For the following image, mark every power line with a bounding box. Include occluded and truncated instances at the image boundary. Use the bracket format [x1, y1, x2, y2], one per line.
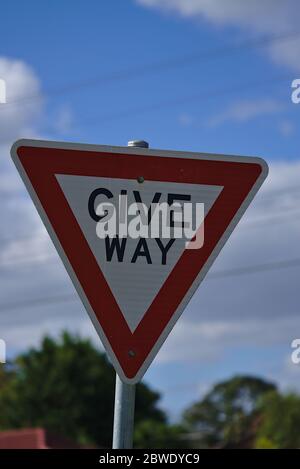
[0, 203, 299, 270]
[0, 67, 290, 145]
[0, 29, 299, 111]
[1, 196, 300, 254]
[0, 63, 293, 145]
[6, 73, 285, 145]
[0, 292, 75, 313]
[0, 197, 300, 268]
[208, 257, 300, 279]
[0, 257, 299, 313]
[71, 71, 291, 130]
[0, 67, 288, 147]
[240, 208, 300, 229]
[0, 254, 56, 269]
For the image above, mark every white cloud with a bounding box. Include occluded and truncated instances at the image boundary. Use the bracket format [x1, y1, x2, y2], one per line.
[0, 57, 107, 360]
[0, 57, 44, 239]
[136, 0, 300, 71]
[159, 315, 300, 364]
[207, 98, 284, 127]
[0, 58, 50, 268]
[0, 57, 43, 143]
[136, 0, 293, 29]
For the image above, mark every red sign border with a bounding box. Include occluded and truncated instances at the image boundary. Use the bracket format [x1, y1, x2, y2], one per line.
[11, 140, 268, 383]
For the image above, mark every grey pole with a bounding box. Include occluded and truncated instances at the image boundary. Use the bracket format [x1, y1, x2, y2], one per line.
[112, 139, 149, 449]
[112, 375, 136, 449]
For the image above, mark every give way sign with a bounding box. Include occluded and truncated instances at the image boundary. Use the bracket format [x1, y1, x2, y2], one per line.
[11, 139, 268, 383]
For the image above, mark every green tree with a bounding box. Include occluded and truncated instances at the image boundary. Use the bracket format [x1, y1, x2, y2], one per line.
[134, 420, 186, 449]
[256, 391, 300, 449]
[0, 332, 166, 447]
[183, 375, 276, 448]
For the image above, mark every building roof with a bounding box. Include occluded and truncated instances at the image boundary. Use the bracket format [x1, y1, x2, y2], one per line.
[0, 428, 81, 449]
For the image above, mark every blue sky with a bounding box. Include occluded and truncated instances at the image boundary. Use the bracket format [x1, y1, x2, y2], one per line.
[1, 0, 300, 421]
[2, 0, 299, 157]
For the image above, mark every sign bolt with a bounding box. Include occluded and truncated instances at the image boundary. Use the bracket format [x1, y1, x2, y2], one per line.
[127, 141, 148, 184]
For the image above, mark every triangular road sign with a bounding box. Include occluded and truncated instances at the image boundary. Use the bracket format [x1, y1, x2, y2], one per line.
[11, 139, 268, 383]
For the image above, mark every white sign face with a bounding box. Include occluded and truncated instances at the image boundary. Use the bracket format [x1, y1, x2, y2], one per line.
[56, 174, 223, 332]
[11, 139, 268, 383]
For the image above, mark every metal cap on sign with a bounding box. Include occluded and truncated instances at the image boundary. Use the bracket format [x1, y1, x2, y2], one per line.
[127, 140, 149, 148]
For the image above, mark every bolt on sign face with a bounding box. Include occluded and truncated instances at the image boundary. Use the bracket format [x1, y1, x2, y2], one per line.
[11, 139, 268, 383]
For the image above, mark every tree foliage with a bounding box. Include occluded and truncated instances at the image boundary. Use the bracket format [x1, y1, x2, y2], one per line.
[183, 375, 276, 447]
[0, 332, 167, 447]
[134, 420, 186, 449]
[256, 391, 300, 449]
[3, 334, 300, 449]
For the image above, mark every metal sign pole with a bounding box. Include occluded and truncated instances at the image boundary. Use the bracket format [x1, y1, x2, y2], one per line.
[112, 374, 136, 449]
[112, 139, 149, 449]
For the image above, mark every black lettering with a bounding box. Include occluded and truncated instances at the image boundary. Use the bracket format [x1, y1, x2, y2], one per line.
[133, 191, 162, 224]
[155, 238, 175, 265]
[88, 188, 113, 222]
[167, 193, 191, 228]
[105, 236, 127, 262]
[131, 238, 152, 264]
